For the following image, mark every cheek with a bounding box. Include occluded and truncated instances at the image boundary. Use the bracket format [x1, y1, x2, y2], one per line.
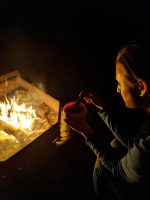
[121, 87, 139, 108]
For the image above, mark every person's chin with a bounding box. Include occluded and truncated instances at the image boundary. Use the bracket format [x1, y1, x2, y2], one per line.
[125, 104, 137, 109]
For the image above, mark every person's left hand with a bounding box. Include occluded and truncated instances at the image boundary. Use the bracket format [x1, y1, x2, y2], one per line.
[63, 103, 95, 138]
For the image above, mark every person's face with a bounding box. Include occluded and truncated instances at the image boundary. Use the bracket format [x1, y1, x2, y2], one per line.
[116, 62, 141, 109]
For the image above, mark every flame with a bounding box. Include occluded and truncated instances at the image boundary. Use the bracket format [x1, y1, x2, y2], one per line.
[0, 94, 38, 132]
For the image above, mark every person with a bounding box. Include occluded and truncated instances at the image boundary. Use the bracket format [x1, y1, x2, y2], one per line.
[63, 39, 150, 200]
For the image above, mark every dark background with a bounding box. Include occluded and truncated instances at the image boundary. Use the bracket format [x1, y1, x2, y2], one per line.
[0, 1, 150, 103]
[0, 1, 150, 200]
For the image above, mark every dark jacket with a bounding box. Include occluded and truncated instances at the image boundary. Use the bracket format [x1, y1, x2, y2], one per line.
[86, 107, 150, 199]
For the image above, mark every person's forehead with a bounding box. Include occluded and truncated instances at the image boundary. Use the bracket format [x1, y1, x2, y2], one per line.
[116, 62, 137, 84]
[116, 62, 128, 76]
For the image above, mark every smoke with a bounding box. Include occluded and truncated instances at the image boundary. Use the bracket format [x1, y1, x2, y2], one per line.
[0, 22, 94, 102]
[0, 24, 54, 94]
[32, 81, 46, 93]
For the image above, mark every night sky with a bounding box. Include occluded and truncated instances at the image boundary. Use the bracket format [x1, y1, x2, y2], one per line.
[0, 1, 150, 103]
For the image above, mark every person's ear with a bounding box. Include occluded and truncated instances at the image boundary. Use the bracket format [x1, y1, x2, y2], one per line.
[137, 79, 149, 97]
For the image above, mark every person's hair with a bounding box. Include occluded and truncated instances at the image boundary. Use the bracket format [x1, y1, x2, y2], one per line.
[116, 38, 150, 90]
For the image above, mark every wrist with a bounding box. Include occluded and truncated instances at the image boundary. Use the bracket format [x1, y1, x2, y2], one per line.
[79, 123, 95, 139]
[93, 102, 106, 110]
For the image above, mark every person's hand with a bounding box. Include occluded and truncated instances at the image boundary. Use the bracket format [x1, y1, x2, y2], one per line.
[64, 117, 95, 139]
[63, 102, 94, 138]
[79, 90, 106, 110]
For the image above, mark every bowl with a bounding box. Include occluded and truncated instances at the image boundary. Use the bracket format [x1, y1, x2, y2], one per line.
[63, 101, 87, 120]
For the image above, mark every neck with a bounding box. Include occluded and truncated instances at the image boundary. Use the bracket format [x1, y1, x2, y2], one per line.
[142, 97, 150, 114]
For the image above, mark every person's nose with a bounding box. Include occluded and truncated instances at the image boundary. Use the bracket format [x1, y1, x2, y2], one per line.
[117, 85, 121, 93]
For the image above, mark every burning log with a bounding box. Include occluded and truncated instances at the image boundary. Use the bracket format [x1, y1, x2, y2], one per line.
[0, 119, 27, 142]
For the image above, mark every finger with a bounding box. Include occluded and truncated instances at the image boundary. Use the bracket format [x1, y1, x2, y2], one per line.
[64, 119, 77, 131]
[64, 118, 74, 126]
[84, 97, 93, 104]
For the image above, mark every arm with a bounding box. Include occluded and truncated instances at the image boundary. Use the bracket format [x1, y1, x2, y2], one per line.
[98, 107, 150, 148]
[82, 90, 135, 147]
[64, 107, 150, 184]
[82, 90, 147, 148]
[98, 108, 133, 148]
[86, 134, 150, 183]
[63, 100, 150, 183]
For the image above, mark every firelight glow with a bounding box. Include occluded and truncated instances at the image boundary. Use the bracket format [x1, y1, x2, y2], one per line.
[0, 94, 39, 132]
[0, 70, 60, 162]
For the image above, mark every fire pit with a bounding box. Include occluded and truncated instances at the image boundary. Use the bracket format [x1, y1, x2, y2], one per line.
[0, 71, 60, 161]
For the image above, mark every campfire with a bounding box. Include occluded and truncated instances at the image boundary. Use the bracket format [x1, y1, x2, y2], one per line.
[0, 71, 60, 161]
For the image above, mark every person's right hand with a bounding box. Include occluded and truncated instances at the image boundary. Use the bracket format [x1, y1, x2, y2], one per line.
[79, 90, 106, 110]
[63, 102, 94, 138]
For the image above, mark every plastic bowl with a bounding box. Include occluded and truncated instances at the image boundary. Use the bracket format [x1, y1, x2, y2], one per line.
[63, 101, 87, 120]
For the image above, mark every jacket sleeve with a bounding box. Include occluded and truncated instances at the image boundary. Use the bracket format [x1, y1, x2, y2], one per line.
[86, 135, 150, 183]
[98, 108, 141, 148]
